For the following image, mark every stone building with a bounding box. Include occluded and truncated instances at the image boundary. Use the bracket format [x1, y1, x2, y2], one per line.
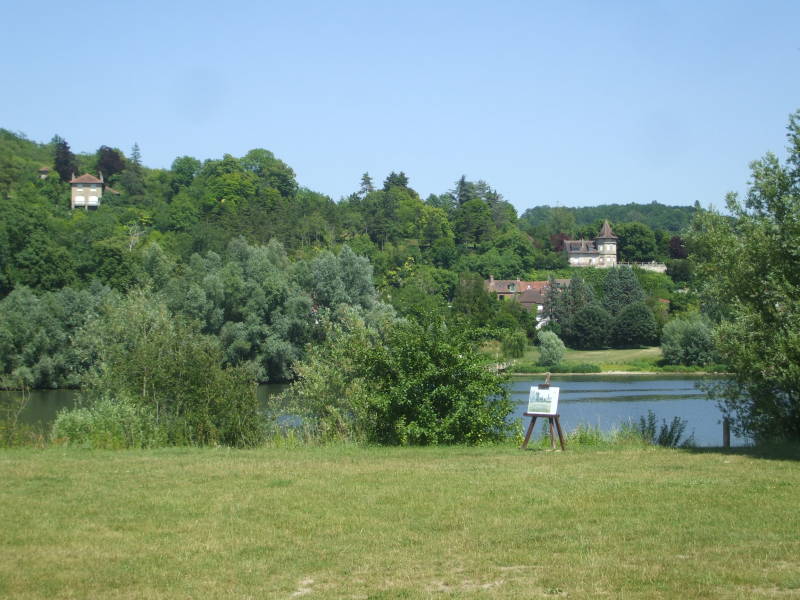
[564, 220, 618, 268]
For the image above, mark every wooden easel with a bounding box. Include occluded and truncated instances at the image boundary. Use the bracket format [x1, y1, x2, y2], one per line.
[521, 373, 566, 451]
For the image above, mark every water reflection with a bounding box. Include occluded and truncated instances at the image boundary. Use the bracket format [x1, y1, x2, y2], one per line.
[3, 376, 744, 447]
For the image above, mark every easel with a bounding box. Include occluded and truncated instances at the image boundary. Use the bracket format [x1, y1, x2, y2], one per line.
[521, 373, 566, 451]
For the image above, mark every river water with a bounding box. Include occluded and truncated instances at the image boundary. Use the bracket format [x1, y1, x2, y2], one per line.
[509, 375, 746, 447]
[3, 376, 744, 447]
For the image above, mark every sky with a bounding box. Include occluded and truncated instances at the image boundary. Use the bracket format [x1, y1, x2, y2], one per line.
[2, 0, 799, 213]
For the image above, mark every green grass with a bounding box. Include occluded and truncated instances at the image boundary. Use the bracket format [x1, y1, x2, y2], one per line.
[2, 444, 800, 598]
[502, 345, 695, 373]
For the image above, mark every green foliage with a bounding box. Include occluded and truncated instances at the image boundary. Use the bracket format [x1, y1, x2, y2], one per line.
[660, 313, 716, 366]
[537, 330, 566, 367]
[614, 222, 658, 262]
[611, 302, 657, 348]
[75, 289, 264, 447]
[688, 111, 800, 440]
[603, 267, 645, 316]
[52, 396, 165, 449]
[636, 410, 694, 447]
[501, 330, 527, 359]
[567, 303, 611, 350]
[278, 312, 514, 445]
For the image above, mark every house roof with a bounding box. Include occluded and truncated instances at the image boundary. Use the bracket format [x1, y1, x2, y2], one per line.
[70, 173, 103, 184]
[518, 287, 546, 305]
[38, 166, 51, 172]
[485, 278, 547, 294]
[565, 239, 598, 253]
[597, 220, 617, 239]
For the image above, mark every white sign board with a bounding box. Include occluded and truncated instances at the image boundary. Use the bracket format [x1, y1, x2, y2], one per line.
[527, 386, 560, 415]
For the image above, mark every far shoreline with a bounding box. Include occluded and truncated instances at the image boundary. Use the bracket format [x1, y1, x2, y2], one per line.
[508, 371, 726, 377]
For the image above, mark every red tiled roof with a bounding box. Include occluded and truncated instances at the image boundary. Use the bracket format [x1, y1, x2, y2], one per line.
[69, 173, 102, 184]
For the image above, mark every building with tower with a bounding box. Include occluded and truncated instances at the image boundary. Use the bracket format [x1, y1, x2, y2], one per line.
[564, 220, 618, 268]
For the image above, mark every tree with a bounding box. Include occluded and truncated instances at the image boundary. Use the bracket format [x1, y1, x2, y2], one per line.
[119, 143, 146, 195]
[568, 303, 611, 349]
[358, 172, 374, 198]
[382, 171, 410, 191]
[537, 330, 566, 367]
[603, 267, 645, 316]
[610, 302, 657, 348]
[278, 312, 513, 445]
[614, 222, 658, 262]
[502, 330, 527, 359]
[687, 109, 800, 440]
[660, 314, 716, 366]
[95, 146, 126, 179]
[52, 135, 78, 182]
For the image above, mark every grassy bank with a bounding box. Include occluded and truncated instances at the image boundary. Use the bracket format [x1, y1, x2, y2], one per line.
[2, 444, 799, 598]
[488, 344, 720, 373]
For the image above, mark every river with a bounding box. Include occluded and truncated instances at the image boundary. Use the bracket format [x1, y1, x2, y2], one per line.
[3, 376, 745, 447]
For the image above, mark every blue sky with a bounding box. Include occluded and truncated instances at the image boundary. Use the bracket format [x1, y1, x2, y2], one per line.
[2, 1, 799, 212]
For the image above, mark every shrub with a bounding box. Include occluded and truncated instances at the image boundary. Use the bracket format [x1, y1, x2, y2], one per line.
[501, 330, 527, 359]
[278, 311, 514, 445]
[52, 396, 166, 449]
[610, 302, 658, 348]
[636, 410, 694, 447]
[71, 289, 264, 447]
[537, 330, 566, 367]
[661, 313, 717, 366]
[567, 303, 611, 349]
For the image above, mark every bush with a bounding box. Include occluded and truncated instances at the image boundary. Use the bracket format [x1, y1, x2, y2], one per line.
[537, 330, 566, 367]
[610, 302, 658, 348]
[52, 396, 165, 449]
[567, 303, 611, 349]
[501, 330, 527, 359]
[661, 313, 717, 366]
[71, 289, 264, 447]
[278, 311, 514, 445]
[636, 410, 694, 447]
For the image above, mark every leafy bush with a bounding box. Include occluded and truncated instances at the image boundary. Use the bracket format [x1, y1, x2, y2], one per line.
[610, 302, 657, 348]
[537, 330, 566, 367]
[52, 396, 166, 449]
[567, 303, 611, 349]
[278, 311, 514, 445]
[636, 410, 694, 447]
[71, 289, 264, 447]
[661, 313, 717, 366]
[501, 330, 527, 359]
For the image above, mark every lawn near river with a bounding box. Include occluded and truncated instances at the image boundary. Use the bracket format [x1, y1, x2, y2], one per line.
[2, 444, 799, 599]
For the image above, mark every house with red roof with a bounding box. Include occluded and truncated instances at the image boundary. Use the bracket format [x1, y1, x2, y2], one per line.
[69, 173, 119, 209]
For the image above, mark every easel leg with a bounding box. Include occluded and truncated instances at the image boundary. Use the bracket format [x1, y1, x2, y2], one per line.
[548, 418, 556, 450]
[554, 416, 566, 451]
[521, 417, 538, 449]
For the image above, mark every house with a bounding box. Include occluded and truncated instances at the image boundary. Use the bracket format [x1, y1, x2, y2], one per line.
[485, 276, 570, 322]
[37, 166, 51, 180]
[69, 173, 119, 209]
[564, 220, 618, 268]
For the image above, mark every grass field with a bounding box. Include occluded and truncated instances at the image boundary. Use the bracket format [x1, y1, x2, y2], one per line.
[2, 444, 799, 598]
[486, 343, 668, 372]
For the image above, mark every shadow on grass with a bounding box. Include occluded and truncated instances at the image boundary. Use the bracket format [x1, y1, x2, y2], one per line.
[683, 443, 800, 462]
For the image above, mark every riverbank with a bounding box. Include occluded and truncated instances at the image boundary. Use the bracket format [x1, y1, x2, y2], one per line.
[487, 344, 725, 375]
[2, 444, 798, 598]
[508, 370, 722, 376]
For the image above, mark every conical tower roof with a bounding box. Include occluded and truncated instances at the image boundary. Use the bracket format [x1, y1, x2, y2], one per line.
[597, 220, 617, 239]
